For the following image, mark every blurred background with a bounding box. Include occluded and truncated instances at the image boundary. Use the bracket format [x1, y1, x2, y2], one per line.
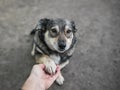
[0, 0, 120, 90]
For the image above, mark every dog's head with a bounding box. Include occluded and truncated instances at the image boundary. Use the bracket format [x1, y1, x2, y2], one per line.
[35, 18, 77, 53]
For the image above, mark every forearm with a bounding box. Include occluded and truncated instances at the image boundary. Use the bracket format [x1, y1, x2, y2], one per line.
[22, 74, 45, 90]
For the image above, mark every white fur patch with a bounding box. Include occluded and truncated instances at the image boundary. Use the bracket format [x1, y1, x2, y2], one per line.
[36, 47, 43, 53]
[65, 34, 73, 50]
[45, 60, 57, 74]
[50, 54, 60, 64]
[65, 25, 72, 31]
[56, 73, 64, 85]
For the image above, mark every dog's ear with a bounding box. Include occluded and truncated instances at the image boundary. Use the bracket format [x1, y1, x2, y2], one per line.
[30, 18, 50, 35]
[71, 21, 77, 33]
[37, 18, 50, 31]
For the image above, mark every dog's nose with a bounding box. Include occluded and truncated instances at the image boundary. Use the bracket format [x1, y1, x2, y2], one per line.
[58, 40, 66, 50]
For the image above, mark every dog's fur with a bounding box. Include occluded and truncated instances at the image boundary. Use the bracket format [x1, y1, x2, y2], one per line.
[30, 18, 77, 85]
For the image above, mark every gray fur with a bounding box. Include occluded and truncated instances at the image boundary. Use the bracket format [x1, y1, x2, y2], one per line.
[31, 18, 77, 64]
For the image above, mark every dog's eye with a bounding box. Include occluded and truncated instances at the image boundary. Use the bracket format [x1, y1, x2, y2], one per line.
[65, 29, 72, 38]
[66, 30, 72, 34]
[51, 29, 57, 33]
[50, 28, 58, 37]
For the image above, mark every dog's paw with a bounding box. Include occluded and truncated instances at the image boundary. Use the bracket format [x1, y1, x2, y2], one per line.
[56, 74, 64, 85]
[45, 60, 57, 75]
[31, 50, 35, 56]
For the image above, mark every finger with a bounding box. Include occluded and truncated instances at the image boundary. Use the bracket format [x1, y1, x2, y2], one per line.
[39, 64, 45, 69]
[56, 65, 60, 70]
[55, 65, 60, 74]
[51, 68, 60, 81]
[56, 65, 60, 71]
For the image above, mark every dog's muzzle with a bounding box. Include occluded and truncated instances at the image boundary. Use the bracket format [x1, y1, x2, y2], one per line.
[58, 40, 66, 51]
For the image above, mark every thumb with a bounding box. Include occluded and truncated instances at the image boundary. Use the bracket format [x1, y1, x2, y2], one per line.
[39, 64, 45, 69]
[51, 66, 60, 80]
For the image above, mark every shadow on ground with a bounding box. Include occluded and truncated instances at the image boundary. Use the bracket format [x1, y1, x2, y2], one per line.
[0, 0, 120, 90]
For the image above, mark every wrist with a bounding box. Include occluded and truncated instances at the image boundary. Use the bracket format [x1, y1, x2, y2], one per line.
[22, 74, 45, 90]
[30, 74, 46, 90]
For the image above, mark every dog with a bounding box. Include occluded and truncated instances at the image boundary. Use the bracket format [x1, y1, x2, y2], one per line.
[30, 18, 77, 85]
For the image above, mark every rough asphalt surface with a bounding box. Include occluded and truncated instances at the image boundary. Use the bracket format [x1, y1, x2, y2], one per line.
[0, 0, 120, 90]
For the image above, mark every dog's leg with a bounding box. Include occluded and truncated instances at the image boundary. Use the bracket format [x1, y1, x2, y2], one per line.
[59, 60, 69, 69]
[31, 43, 36, 56]
[56, 60, 69, 85]
[35, 55, 57, 74]
[56, 72, 64, 85]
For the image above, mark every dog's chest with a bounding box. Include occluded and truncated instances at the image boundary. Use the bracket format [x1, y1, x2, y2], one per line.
[50, 54, 61, 64]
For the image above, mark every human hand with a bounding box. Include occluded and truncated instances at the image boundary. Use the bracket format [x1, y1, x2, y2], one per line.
[22, 64, 60, 90]
[32, 64, 60, 89]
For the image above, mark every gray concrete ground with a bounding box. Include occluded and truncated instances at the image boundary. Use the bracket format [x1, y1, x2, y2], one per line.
[0, 0, 120, 90]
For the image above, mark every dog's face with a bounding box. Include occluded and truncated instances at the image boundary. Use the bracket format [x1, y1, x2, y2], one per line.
[37, 18, 77, 53]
